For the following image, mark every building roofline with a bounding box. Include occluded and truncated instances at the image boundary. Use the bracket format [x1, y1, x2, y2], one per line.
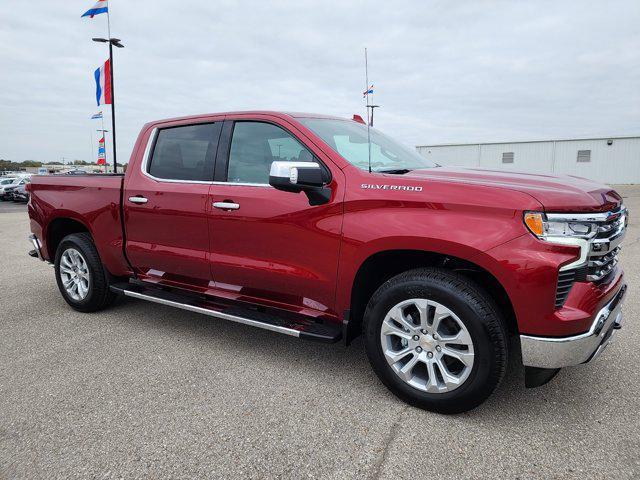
[416, 135, 640, 148]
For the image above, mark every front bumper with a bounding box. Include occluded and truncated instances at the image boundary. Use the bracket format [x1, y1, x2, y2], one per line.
[520, 283, 626, 368]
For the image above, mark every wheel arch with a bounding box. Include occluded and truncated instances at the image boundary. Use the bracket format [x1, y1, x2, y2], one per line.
[45, 216, 93, 261]
[345, 248, 517, 345]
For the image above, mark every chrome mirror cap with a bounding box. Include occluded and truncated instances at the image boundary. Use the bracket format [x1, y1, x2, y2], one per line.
[269, 161, 321, 180]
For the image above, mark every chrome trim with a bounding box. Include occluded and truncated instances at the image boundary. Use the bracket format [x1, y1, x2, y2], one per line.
[140, 128, 213, 185]
[120, 288, 301, 338]
[139, 127, 271, 188]
[128, 196, 148, 204]
[550, 237, 590, 271]
[546, 208, 625, 222]
[269, 161, 321, 179]
[590, 230, 625, 256]
[211, 181, 271, 188]
[213, 201, 240, 210]
[520, 284, 626, 368]
[28, 234, 43, 261]
[545, 206, 627, 273]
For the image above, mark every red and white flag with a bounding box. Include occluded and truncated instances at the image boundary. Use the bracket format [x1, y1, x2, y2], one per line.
[94, 59, 112, 106]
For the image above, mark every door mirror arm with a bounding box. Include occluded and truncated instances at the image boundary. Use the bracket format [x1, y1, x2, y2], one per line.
[269, 161, 331, 205]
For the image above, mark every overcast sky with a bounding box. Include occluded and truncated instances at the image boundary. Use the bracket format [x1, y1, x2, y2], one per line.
[1, 0, 639, 164]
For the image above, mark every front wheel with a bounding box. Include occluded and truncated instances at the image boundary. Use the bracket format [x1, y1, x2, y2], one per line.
[364, 268, 508, 414]
[54, 233, 116, 312]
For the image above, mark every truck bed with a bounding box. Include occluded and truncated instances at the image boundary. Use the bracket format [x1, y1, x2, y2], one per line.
[28, 174, 131, 276]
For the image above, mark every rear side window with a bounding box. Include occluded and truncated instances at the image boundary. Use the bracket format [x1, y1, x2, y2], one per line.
[227, 122, 314, 184]
[148, 123, 220, 181]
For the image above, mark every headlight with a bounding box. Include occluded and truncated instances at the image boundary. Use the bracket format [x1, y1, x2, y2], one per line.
[524, 212, 598, 241]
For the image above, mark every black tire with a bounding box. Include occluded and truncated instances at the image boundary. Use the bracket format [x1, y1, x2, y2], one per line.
[54, 232, 116, 312]
[363, 268, 508, 414]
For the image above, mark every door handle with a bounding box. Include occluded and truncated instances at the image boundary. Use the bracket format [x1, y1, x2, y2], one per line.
[128, 196, 148, 204]
[213, 201, 240, 210]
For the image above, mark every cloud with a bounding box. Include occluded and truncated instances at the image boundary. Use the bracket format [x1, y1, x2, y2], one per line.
[1, 0, 638, 163]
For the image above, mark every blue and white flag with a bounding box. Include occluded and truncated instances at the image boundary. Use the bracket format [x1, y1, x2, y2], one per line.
[81, 0, 108, 18]
[363, 84, 374, 98]
[91, 112, 103, 119]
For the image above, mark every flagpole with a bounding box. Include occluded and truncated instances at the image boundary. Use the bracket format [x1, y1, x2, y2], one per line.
[106, 9, 117, 174]
[87, 3, 124, 174]
[89, 129, 95, 166]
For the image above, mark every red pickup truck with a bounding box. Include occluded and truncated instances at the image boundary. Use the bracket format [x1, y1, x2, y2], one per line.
[27, 111, 627, 413]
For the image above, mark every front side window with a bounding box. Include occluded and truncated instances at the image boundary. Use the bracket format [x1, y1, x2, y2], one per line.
[227, 122, 314, 184]
[148, 123, 220, 181]
[300, 118, 437, 173]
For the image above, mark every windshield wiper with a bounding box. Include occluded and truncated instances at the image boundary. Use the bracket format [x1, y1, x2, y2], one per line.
[376, 168, 413, 174]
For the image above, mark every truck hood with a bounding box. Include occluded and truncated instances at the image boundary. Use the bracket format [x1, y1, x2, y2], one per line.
[406, 167, 622, 212]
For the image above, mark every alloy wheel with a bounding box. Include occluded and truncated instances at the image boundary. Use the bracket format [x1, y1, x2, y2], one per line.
[380, 298, 475, 393]
[59, 248, 91, 301]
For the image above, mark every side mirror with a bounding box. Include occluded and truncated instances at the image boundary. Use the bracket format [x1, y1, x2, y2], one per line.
[269, 161, 331, 206]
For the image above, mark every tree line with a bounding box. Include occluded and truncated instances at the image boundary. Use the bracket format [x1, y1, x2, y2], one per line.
[0, 159, 98, 171]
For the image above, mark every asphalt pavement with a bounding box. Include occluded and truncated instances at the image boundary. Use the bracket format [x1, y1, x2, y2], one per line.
[1, 188, 639, 479]
[0, 200, 28, 214]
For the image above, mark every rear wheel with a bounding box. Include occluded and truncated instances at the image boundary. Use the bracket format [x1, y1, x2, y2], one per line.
[54, 233, 116, 312]
[364, 268, 507, 414]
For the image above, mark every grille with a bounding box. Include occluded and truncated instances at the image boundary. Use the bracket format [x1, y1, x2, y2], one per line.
[555, 270, 577, 308]
[587, 209, 626, 281]
[554, 207, 626, 309]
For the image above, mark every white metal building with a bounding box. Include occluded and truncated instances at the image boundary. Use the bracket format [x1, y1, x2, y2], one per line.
[416, 136, 640, 184]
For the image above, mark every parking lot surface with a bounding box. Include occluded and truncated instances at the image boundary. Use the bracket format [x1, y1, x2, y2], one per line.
[1, 187, 639, 479]
[0, 201, 27, 214]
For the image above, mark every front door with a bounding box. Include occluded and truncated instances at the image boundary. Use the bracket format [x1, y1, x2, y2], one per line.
[124, 121, 222, 290]
[207, 119, 344, 318]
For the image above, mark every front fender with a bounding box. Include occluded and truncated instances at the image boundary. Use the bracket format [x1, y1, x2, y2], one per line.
[334, 200, 531, 316]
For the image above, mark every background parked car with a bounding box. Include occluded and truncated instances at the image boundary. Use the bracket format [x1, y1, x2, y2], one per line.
[0, 177, 20, 200]
[1, 176, 30, 201]
[12, 179, 30, 202]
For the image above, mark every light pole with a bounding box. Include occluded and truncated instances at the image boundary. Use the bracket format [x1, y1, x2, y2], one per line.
[92, 37, 123, 173]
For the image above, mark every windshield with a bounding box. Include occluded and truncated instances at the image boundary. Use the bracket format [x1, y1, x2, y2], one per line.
[300, 118, 436, 173]
[1, 178, 15, 185]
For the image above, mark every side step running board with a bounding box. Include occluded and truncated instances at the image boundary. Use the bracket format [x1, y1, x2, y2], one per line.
[109, 282, 341, 343]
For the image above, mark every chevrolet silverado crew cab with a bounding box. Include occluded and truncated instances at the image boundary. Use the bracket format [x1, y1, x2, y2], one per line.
[27, 111, 628, 413]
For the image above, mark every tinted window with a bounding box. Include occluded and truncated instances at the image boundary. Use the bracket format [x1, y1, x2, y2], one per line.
[227, 122, 314, 184]
[148, 123, 220, 181]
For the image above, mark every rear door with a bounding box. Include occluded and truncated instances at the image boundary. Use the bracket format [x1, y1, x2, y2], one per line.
[123, 120, 222, 290]
[206, 117, 344, 318]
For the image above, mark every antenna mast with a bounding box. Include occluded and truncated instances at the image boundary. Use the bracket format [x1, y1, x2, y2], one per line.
[364, 48, 372, 173]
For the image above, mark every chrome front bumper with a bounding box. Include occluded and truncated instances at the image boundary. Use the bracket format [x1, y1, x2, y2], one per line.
[520, 284, 627, 369]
